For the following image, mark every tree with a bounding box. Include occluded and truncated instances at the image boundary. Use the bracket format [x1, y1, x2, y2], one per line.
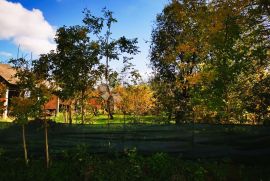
[150, 0, 207, 123]
[83, 8, 139, 119]
[34, 25, 100, 124]
[9, 57, 52, 167]
[244, 75, 270, 124]
[114, 84, 155, 122]
[151, 0, 269, 124]
[120, 57, 142, 86]
[202, 0, 270, 123]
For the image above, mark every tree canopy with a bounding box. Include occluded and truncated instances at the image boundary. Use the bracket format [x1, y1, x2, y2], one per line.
[150, 0, 270, 124]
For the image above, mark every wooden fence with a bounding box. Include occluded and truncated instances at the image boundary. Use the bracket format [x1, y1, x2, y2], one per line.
[0, 122, 270, 159]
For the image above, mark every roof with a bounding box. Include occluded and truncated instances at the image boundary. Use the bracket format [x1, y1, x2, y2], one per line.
[44, 95, 58, 110]
[0, 64, 18, 85]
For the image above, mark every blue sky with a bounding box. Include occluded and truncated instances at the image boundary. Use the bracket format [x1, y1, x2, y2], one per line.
[0, 0, 169, 78]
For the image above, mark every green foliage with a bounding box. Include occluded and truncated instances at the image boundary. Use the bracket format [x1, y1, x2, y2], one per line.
[150, 0, 209, 123]
[33, 19, 101, 124]
[147, 153, 171, 179]
[83, 8, 139, 73]
[0, 154, 270, 181]
[83, 8, 140, 119]
[150, 0, 270, 124]
[0, 147, 5, 157]
[9, 57, 52, 124]
[245, 76, 270, 123]
[9, 56, 53, 166]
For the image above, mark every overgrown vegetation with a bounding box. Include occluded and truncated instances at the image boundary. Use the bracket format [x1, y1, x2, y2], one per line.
[0, 151, 269, 181]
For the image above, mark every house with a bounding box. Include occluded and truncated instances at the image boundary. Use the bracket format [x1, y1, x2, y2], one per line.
[0, 64, 19, 119]
[44, 95, 60, 116]
[0, 64, 59, 119]
[0, 64, 123, 119]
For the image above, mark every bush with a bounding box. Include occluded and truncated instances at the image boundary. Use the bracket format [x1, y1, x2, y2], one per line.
[0, 153, 270, 180]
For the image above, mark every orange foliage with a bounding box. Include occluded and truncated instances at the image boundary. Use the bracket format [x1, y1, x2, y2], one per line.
[114, 85, 156, 115]
[177, 44, 196, 54]
[186, 71, 216, 86]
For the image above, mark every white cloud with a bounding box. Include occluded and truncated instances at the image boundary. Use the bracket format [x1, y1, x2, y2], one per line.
[0, 0, 56, 55]
[0, 51, 12, 57]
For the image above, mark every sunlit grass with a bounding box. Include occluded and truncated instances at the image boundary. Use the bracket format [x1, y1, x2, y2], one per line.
[0, 117, 14, 123]
[0, 113, 170, 125]
[50, 113, 170, 125]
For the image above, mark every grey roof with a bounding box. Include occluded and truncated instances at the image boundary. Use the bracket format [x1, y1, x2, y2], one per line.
[0, 64, 18, 85]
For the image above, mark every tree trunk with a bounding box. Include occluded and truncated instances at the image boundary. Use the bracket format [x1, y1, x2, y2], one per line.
[63, 106, 68, 123]
[123, 112, 126, 125]
[93, 107, 98, 116]
[257, 114, 261, 125]
[167, 110, 172, 124]
[175, 111, 184, 124]
[22, 124, 28, 166]
[68, 103, 73, 125]
[108, 108, 114, 120]
[44, 119, 49, 168]
[107, 97, 114, 120]
[81, 90, 85, 124]
[62, 111, 65, 123]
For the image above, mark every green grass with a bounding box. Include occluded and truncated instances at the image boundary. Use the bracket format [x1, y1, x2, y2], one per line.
[0, 117, 14, 123]
[51, 113, 170, 125]
[1, 112, 166, 125]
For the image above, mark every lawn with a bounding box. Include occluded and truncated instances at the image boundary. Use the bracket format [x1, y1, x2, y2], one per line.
[0, 117, 13, 123]
[51, 113, 170, 125]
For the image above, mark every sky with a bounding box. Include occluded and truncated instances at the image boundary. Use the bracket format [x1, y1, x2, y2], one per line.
[0, 0, 169, 78]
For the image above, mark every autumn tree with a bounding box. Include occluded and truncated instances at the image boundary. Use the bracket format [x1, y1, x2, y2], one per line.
[151, 0, 269, 124]
[9, 57, 52, 167]
[150, 0, 208, 123]
[114, 84, 155, 122]
[83, 8, 139, 119]
[202, 0, 270, 123]
[244, 75, 270, 124]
